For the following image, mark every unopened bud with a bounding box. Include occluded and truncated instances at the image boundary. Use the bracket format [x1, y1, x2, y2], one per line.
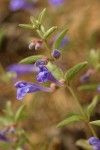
[35, 40, 42, 50]
[52, 49, 61, 59]
[28, 41, 35, 50]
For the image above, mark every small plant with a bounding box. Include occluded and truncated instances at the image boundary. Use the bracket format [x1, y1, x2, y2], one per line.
[6, 8, 100, 150]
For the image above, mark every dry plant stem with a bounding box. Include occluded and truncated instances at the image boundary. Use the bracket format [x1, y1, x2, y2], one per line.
[67, 86, 97, 137]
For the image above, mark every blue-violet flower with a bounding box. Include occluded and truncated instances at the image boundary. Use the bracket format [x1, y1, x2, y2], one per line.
[52, 49, 61, 59]
[7, 64, 38, 76]
[88, 137, 100, 150]
[14, 81, 52, 100]
[48, 0, 65, 6]
[37, 65, 60, 84]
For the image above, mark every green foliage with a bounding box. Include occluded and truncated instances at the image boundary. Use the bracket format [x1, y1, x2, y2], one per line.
[76, 139, 93, 150]
[38, 8, 46, 24]
[43, 26, 57, 39]
[65, 61, 88, 85]
[57, 115, 84, 128]
[14, 105, 26, 123]
[86, 95, 99, 119]
[52, 28, 68, 49]
[78, 84, 99, 91]
[90, 120, 100, 126]
[19, 55, 45, 64]
[46, 61, 63, 80]
[18, 24, 33, 29]
[0, 142, 11, 149]
[89, 49, 100, 69]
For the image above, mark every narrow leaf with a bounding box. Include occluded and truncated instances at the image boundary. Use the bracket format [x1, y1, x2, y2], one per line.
[76, 139, 93, 150]
[14, 105, 26, 123]
[38, 8, 46, 24]
[57, 115, 84, 128]
[87, 95, 99, 119]
[78, 84, 99, 91]
[90, 120, 100, 126]
[19, 24, 33, 29]
[36, 30, 43, 38]
[65, 61, 88, 85]
[19, 55, 45, 64]
[44, 26, 57, 39]
[46, 62, 63, 80]
[53, 28, 68, 49]
[30, 16, 37, 26]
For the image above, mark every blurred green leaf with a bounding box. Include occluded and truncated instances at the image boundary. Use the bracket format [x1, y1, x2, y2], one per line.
[86, 95, 99, 119]
[0, 142, 11, 149]
[65, 61, 88, 85]
[3, 101, 13, 117]
[19, 24, 33, 29]
[36, 30, 43, 38]
[0, 117, 13, 125]
[52, 28, 68, 49]
[0, 30, 4, 48]
[44, 26, 57, 39]
[57, 115, 84, 128]
[76, 139, 93, 150]
[38, 8, 46, 24]
[30, 16, 37, 27]
[90, 120, 100, 126]
[89, 49, 100, 69]
[19, 55, 45, 64]
[78, 84, 99, 91]
[46, 62, 63, 80]
[14, 105, 26, 123]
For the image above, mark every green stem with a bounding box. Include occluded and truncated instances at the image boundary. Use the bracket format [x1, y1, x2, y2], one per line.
[67, 86, 97, 137]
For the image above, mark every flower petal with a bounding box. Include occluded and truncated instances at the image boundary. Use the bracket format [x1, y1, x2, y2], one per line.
[17, 87, 29, 100]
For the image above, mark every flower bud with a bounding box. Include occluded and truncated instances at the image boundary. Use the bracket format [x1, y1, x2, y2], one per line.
[50, 83, 58, 90]
[52, 49, 61, 59]
[28, 41, 35, 50]
[35, 40, 42, 50]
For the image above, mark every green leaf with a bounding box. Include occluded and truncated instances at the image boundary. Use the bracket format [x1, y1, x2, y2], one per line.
[78, 84, 99, 91]
[19, 24, 33, 29]
[38, 8, 46, 24]
[53, 28, 68, 49]
[14, 105, 26, 123]
[57, 115, 84, 128]
[44, 26, 57, 39]
[19, 55, 45, 64]
[0, 142, 11, 149]
[46, 62, 63, 80]
[76, 139, 93, 150]
[89, 49, 100, 69]
[65, 61, 88, 85]
[86, 95, 99, 119]
[30, 16, 37, 26]
[90, 120, 100, 126]
[3, 101, 13, 117]
[36, 30, 43, 38]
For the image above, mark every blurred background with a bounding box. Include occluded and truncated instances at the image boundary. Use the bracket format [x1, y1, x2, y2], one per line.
[0, 0, 100, 150]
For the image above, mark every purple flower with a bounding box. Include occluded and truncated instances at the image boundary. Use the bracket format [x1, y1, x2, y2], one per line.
[9, 0, 34, 11]
[7, 64, 38, 76]
[0, 132, 10, 143]
[14, 81, 52, 100]
[88, 137, 100, 150]
[37, 65, 61, 85]
[80, 69, 94, 83]
[52, 49, 61, 59]
[48, 0, 65, 6]
[97, 86, 100, 92]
